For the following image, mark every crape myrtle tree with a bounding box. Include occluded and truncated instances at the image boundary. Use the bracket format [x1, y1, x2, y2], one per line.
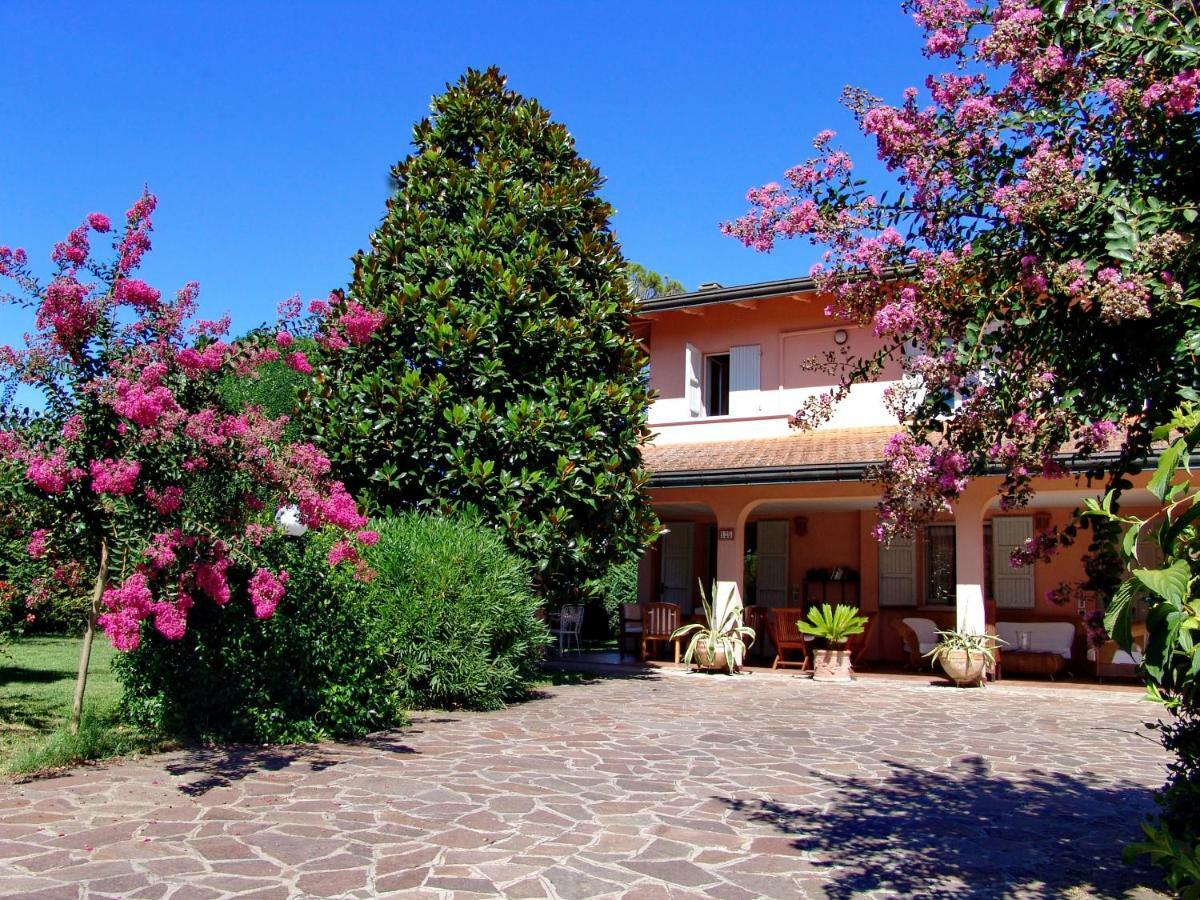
[0, 194, 379, 733]
[305, 67, 659, 600]
[722, 0, 1198, 886]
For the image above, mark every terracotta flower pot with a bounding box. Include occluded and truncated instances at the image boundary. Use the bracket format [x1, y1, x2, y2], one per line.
[939, 649, 987, 687]
[695, 642, 734, 672]
[812, 647, 853, 682]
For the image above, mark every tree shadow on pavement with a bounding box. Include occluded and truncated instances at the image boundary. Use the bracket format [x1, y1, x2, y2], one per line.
[165, 734, 416, 796]
[722, 755, 1164, 899]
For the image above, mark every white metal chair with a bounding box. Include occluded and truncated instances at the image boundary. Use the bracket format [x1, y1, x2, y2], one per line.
[551, 604, 585, 655]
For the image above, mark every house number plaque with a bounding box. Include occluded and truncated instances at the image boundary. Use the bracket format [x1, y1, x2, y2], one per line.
[718, 528, 735, 541]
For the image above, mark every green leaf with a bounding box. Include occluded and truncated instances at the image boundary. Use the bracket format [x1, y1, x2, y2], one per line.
[1149, 440, 1186, 501]
[1133, 559, 1192, 605]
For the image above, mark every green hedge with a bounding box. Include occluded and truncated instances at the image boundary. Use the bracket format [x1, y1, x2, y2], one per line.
[366, 514, 549, 711]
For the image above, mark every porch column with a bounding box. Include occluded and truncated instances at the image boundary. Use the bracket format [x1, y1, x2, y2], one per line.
[712, 501, 750, 607]
[954, 487, 990, 634]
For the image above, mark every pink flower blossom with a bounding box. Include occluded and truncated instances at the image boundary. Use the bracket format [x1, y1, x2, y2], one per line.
[27, 529, 50, 559]
[114, 278, 162, 311]
[286, 351, 312, 373]
[98, 573, 154, 651]
[195, 556, 232, 605]
[61, 415, 84, 441]
[356, 530, 380, 546]
[89, 458, 142, 496]
[151, 601, 188, 640]
[338, 303, 386, 345]
[247, 568, 288, 618]
[275, 330, 293, 348]
[144, 485, 184, 515]
[87, 213, 112, 233]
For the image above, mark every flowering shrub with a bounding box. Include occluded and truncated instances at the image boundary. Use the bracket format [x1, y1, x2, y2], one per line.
[0, 194, 376, 728]
[723, 1, 1198, 886]
[114, 528, 404, 743]
[723, 0, 1198, 545]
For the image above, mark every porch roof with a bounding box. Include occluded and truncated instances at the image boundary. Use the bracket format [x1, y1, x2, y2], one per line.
[642, 426, 901, 487]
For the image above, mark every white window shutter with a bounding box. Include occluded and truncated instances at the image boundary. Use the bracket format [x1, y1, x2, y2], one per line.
[992, 517, 1035, 608]
[879, 535, 916, 607]
[685, 343, 702, 418]
[728, 344, 761, 417]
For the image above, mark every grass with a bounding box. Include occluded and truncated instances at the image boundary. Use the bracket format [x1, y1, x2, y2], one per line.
[0, 634, 162, 776]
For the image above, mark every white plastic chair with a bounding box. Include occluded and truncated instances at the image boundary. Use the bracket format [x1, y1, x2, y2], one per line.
[552, 604, 585, 655]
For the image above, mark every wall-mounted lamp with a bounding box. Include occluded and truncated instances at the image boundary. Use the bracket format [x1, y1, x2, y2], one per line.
[793, 516, 809, 537]
[1034, 511, 1052, 531]
[833, 329, 849, 345]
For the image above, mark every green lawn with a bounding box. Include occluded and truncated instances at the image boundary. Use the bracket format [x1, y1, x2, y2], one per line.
[0, 634, 160, 776]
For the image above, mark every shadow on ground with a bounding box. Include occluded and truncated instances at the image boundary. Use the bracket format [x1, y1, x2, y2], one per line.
[722, 755, 1163, 899]
[165, 734, 416, 796]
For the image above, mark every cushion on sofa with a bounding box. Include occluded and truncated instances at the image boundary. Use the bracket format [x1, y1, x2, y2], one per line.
[995, 621, 1075, 659]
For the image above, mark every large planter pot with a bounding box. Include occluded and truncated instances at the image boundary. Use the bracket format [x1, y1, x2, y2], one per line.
[939, 649, 987, 687]
[694, 641, 735, 673]
[812, 647, 853, 682]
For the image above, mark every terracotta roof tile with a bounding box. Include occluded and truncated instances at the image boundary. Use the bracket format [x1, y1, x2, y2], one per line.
[642, 426, 902, 474]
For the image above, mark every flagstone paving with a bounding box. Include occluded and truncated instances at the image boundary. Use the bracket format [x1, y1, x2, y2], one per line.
[0, 670, 1170, 898]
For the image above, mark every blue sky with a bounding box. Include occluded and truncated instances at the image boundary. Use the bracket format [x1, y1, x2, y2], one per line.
[1, 1, 930, 346]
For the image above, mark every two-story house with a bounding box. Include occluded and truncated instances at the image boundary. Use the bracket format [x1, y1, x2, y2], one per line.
[632, 276, 1160, 670]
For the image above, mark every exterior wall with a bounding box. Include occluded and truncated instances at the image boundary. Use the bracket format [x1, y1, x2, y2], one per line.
[643, 294, 902, 444]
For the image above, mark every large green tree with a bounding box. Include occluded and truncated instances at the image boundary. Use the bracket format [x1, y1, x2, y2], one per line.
[305, 67, 658, 599]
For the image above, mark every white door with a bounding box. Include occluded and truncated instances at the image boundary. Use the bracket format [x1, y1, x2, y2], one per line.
[879, 535, 917, 606]
[660, 523, 694, 610]
[684, 344, 702, 418]
[755, 520, 789, 607]
[728, 344, 762, 417]
[993, 516, 1035, 608]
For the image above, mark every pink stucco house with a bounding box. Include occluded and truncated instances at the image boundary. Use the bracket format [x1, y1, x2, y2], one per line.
[632, 276, 1157, 672]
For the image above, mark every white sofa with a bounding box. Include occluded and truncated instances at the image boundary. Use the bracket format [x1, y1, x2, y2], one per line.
[995, 621, 1075, 660]
[901, 617, 941, 658]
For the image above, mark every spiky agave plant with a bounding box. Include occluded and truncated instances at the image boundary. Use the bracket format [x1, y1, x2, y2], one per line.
[671, 580, 756, 674]
[796, 603, 869, 646]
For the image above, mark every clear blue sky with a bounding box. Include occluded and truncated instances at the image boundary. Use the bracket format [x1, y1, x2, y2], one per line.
[1, 1, 929, 346]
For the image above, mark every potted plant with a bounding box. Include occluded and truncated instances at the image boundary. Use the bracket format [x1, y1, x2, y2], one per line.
[796, 603, 870, 682]
[671, 581, 756, 674]
[926, 629, 1002, 687]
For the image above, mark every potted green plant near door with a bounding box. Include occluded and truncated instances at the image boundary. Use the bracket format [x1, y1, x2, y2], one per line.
[671, 581, 756, 674]
[797, 603, 870, 682]
[926, 629, 1002, 687]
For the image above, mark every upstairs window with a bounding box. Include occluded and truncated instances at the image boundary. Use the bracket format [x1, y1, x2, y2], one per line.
[705, 353, 730, 416]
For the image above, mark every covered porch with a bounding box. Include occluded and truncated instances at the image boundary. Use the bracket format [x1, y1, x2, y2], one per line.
[632, 469, 1158, 680]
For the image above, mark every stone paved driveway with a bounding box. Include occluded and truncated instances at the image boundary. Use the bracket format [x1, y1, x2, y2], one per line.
[0, 671, 1170, 899]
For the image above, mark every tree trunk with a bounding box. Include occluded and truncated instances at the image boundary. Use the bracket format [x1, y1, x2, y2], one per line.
[69, 537, 108, 736]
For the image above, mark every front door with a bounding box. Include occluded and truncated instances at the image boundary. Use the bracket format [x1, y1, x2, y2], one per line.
[660, 523, 695, 611]
[755, 520, 789, 607]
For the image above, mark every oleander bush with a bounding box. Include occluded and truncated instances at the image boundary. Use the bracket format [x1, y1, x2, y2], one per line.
[365, 513, 548, 711]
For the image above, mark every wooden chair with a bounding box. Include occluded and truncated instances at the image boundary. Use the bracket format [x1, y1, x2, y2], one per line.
[742, 606, 768, 659]
[641, 602, 681, 665]
[618, 603, 643, 660]
[768, 608, 811, 670]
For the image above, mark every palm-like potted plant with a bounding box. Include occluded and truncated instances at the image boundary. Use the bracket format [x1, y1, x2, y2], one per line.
[797, 603, 870, 682]
[671, 581, 756, 674]
[926, 629, 1002, 687]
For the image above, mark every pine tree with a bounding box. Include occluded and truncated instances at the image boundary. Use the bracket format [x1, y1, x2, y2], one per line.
[306, 67, 658, 598]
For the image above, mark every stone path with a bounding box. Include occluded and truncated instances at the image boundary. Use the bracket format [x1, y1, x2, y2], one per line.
[0, 670, 1170, 898]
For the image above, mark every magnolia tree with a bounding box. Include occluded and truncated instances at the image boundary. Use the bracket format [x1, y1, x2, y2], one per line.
[0, 194, 379, 732]
[723, 0, 1198, 885]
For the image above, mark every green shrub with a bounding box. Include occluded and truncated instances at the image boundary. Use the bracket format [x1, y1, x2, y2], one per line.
[115, 531, 404, 743]
[366, 513, 549, 711]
